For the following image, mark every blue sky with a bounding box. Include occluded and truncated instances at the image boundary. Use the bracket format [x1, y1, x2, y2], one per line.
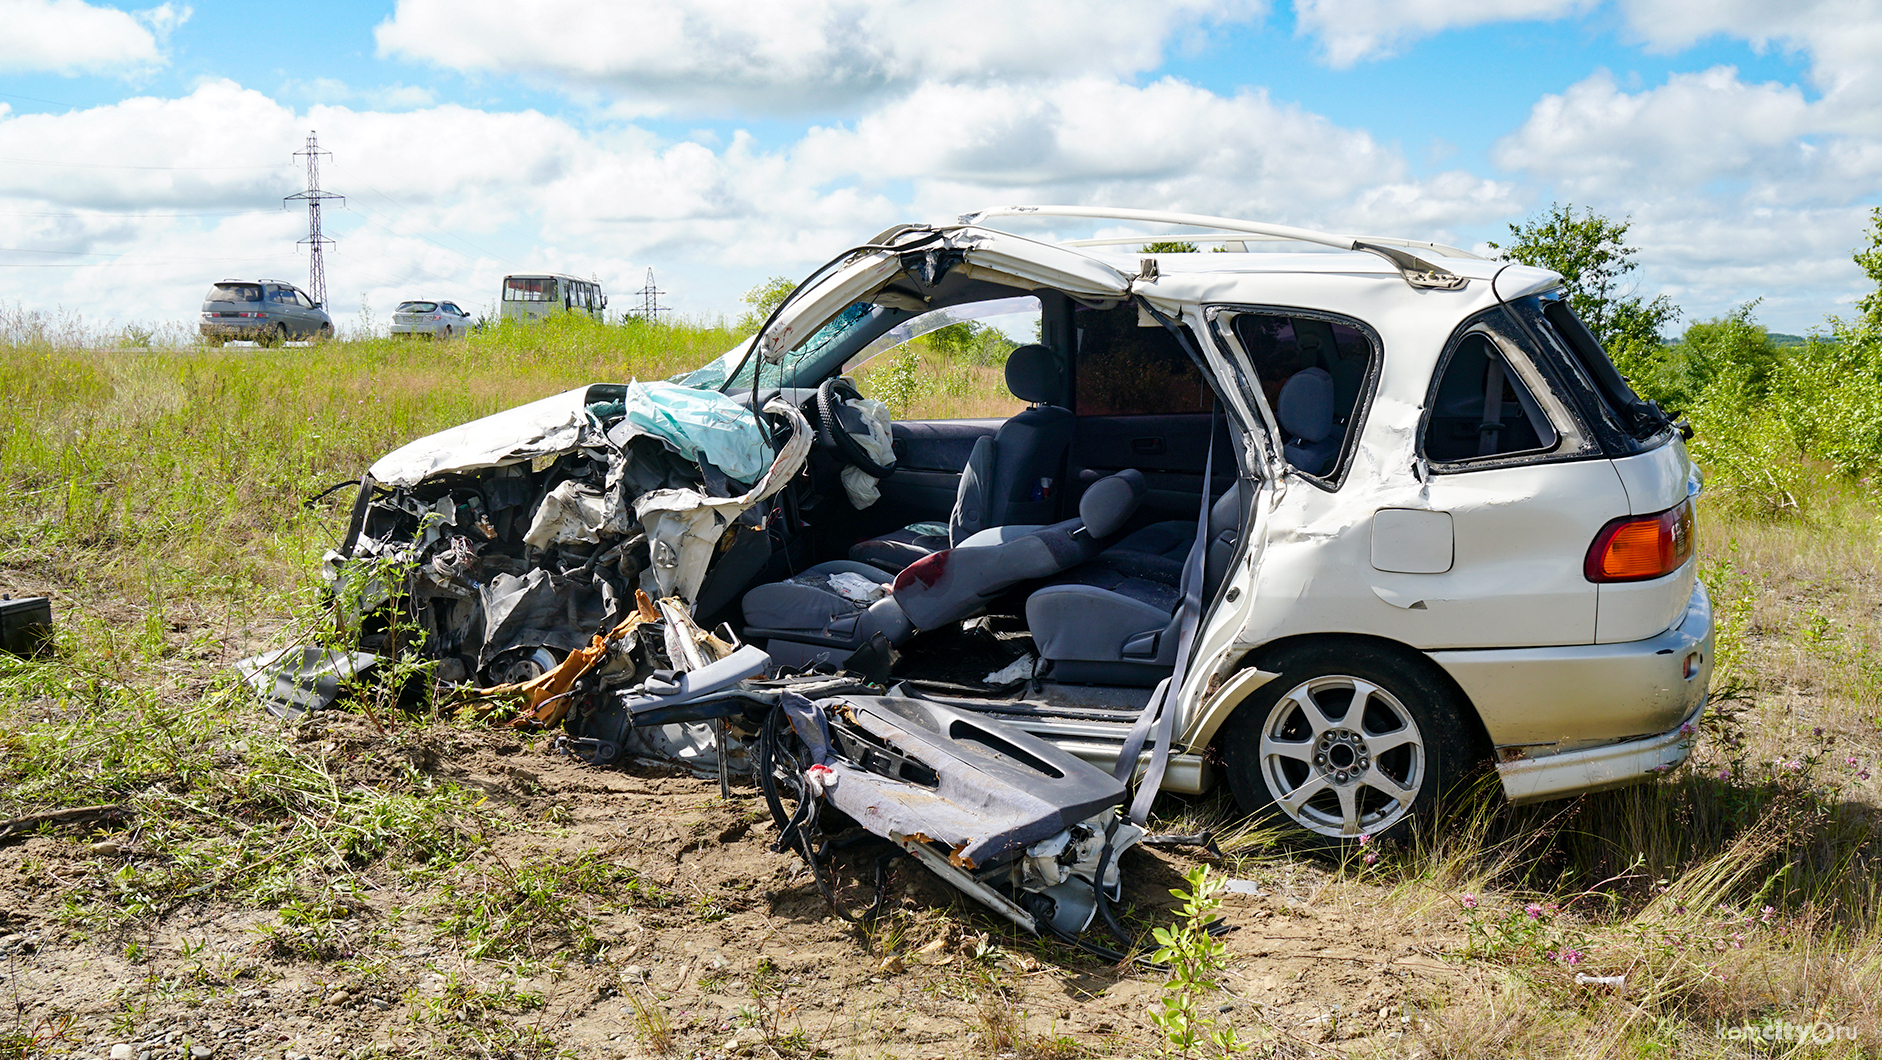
[1, 0, 1877, 337]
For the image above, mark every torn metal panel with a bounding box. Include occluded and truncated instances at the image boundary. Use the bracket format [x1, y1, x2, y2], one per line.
[234, 646, 384, 719]
[776, 692, 1139, 935]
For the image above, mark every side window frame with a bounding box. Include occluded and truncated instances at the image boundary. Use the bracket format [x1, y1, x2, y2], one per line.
[1206, 304, 1383, 492]
[1419, 307, 1600, 475]
[1069, 300, 1213, 417]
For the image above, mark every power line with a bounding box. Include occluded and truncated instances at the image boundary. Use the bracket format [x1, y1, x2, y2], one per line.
[0, 207, 268, 219]
[327, 162, 516, 269]
[633, 267, 669, 322]
[0, 255, 282, 267]
[285, 131, 342, 307]
[0, 155, 292, 171]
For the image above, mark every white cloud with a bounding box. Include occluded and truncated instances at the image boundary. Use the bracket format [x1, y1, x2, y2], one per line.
[374, 0, 1267, 114]
[1615, 0, 1882, 117]
[1493, 61, 1882, 327]
[1293, 0, 1592, 66]
[0, 0, 185, 74]
[0, 73, 1530, 331]
[1493, 67, 1819, 197]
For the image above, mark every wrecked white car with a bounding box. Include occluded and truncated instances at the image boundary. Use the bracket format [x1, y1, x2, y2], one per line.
[300, 207, 1711, 924]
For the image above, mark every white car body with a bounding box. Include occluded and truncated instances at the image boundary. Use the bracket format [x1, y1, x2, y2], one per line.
[342, 207, 1712, 843]
[735, 209, 1712, 821]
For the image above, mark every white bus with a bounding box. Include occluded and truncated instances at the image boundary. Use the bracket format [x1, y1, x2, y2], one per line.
[500, 274, 607, 323]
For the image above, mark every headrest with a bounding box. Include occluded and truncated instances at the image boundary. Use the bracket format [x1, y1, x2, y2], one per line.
[1277, 367, 1335, 443]
[1079, 469, 1145, 539]
[1004, 344, 1059, 405]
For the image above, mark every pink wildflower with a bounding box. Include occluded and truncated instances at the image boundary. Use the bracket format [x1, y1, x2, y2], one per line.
[1358, 833, 1372, 846]
[1363, 851, 1378, 865]
[1461, 894, 1478, 909]
[1559, 949, 1586, 966]
[1525, 903, 1544, 919]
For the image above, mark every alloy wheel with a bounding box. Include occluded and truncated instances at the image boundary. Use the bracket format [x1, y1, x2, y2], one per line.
[1257, 674, 1425, 837]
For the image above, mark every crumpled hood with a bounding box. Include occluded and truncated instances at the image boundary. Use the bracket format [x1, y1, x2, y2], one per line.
[369, 386, 594, 488]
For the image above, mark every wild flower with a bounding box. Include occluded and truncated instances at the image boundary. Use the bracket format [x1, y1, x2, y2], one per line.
[1461, 894, 1478, 909]
[1525, 903, 1544, 919]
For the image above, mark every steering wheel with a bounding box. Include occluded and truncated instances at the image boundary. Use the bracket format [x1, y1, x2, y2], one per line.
[815, 376, 897, 479]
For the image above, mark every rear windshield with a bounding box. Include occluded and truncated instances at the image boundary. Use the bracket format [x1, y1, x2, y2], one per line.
[206, 283, 261, 303]
[504, 277, 557, 302]
[397, 301, 437, 313]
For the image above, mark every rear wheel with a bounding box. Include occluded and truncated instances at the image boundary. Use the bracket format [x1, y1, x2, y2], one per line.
[316, 323, 333, 343]
[262, 323, 288, 347]
[442, 325, 453, 340]
[1218, 640, 1477, 844]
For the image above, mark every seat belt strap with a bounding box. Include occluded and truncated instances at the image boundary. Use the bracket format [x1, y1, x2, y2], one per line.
[1113, 411, 1219, 825]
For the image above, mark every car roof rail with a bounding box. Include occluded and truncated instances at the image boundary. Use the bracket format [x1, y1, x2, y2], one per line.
[956, 205, 1480, 290]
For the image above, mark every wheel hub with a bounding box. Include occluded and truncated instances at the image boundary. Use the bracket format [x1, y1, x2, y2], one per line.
[1313, 728, 1372, 785]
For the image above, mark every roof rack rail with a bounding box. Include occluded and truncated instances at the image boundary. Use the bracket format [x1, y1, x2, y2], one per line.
[956, 205, 1479, 290]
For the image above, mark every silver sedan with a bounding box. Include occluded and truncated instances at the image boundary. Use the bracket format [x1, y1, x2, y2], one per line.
[390, 299, 474, 339]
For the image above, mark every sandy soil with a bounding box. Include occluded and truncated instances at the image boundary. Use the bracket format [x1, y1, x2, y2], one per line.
[0, 709, 1466, 1060]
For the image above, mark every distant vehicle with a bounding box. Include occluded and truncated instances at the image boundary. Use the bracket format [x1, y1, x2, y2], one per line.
[500, 273, 606, 323]
[390, 298, 474, 339]
[199, 279, 332, 345]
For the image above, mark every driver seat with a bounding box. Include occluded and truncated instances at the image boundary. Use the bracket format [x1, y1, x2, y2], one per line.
[847, 344, 1072, 573]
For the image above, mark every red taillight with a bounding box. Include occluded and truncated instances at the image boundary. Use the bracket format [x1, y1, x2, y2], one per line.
[1585, 500, 1694, 582]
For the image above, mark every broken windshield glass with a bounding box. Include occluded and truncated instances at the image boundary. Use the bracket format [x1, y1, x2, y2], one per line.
[679, 302, 878, 392]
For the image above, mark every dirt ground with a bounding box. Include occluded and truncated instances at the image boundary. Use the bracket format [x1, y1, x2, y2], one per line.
[0, 707, 1471, 1060]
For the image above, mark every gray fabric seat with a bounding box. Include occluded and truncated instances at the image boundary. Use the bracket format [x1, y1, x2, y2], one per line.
[745, 470, 1146, 670]
[1025, 481, 1245, 686]
[1278, 366, 1343, 476]
[849, 344, 1073, 573]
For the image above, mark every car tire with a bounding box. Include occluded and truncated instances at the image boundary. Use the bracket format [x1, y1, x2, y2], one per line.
[443, 325, 453, 340]
[1217, 639, 1479, 845]
[262, 323, 288, 347]
[316, 323, 333, 343]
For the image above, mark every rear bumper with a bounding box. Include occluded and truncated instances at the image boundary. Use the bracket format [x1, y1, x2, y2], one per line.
[1494, 698, 1703, 804]
[200, 322, 270, 339]
[390, 323, 447, 336]
[1428, 581, 1713, 804]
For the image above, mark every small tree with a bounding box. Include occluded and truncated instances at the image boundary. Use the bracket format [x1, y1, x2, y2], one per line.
[737, 275, 797, 335]
[1142, 240, 1200, 254]
[1852, 205, 1882, 336]
[1489, 203, 1678, 362]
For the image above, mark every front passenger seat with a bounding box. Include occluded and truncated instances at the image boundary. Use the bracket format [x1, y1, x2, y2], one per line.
[848, 344, 1072, 573]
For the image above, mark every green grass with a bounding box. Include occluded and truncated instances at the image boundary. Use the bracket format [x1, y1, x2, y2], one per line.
[4, 315, 1882, 1057]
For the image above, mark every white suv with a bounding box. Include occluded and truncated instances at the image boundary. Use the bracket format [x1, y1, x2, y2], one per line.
[338, 206, 1711, 844]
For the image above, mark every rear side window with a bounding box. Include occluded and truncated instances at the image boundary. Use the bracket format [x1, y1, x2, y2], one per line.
[1423, 333, 1559, 462]
[1230, 311, 1378, 482]
[1531, 298, 1672, 446]
[206, 283, 260, 303]
[1073, 303, 1211, 415]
